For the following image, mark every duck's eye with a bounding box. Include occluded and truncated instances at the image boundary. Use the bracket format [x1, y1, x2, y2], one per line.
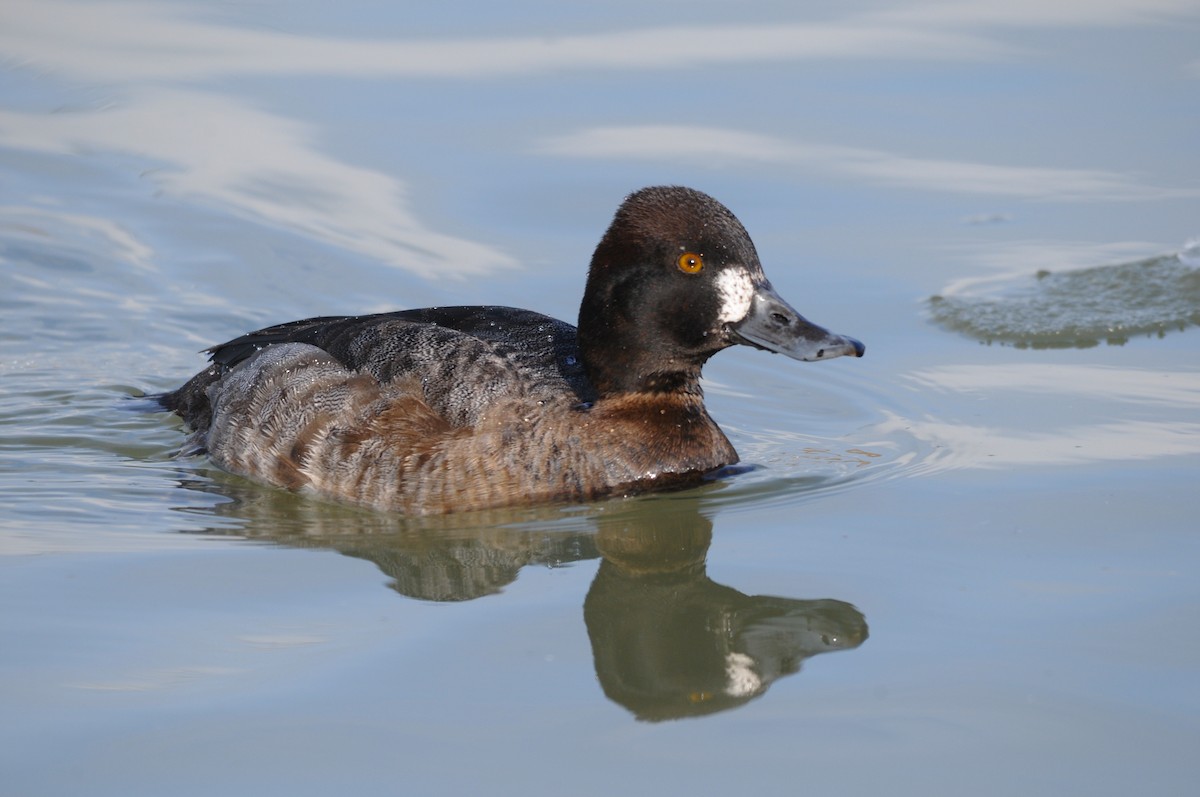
[677, 252, 704, 274]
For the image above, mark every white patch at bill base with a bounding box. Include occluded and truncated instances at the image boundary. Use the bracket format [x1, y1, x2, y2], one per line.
[714, 267, 756, 324]
[724, 651, 763, 697]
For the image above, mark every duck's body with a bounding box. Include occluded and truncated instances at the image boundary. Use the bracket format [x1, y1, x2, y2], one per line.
[160, 187, 863, 514]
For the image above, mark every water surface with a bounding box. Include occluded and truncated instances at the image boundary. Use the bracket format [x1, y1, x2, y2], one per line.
[3, 2, 1199, 795]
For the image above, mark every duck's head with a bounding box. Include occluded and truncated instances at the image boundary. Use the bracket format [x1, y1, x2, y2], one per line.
[578, 186, 864, 396]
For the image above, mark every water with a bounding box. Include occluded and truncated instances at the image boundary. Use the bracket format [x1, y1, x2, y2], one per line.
[3, 1, 1200, 795]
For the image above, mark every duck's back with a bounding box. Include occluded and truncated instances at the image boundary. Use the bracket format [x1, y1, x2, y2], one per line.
[164, 307, 596, 435]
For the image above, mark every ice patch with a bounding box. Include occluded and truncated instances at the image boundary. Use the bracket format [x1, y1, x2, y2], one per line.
[928, 246, 1200, 348]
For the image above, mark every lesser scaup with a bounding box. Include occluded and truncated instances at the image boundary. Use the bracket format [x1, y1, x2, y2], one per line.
[160, 186, 864, 514]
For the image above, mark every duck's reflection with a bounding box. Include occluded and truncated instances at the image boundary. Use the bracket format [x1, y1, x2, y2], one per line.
[183, 475, 867, 719]
[586, 507, 866, 720]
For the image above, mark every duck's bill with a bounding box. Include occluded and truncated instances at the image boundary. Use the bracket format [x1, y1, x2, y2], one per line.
[730, 281, 865, 362]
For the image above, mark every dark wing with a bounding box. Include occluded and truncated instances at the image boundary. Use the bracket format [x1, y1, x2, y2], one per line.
[205, 313, 364, 369]
[161, 306, 595, 432]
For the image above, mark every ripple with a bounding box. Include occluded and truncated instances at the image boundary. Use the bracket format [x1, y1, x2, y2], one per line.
[712, 357, 1200, 504]
[867, 362, 1200, 475]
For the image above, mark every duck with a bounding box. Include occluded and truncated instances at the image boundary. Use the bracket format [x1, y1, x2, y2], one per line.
[159, 186, 864, 515]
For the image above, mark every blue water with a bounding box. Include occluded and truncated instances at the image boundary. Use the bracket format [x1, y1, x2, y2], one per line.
[3, 2, 1199, 795]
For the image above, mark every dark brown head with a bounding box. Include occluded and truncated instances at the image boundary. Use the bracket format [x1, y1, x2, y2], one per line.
[577, 186, 863, 396]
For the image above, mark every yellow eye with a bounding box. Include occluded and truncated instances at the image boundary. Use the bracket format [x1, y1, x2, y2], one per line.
[677, 252, 704, 274]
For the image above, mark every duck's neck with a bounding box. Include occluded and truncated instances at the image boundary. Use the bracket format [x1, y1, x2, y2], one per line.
[584, 352, 706, 398]
[577, 301, 711, 397]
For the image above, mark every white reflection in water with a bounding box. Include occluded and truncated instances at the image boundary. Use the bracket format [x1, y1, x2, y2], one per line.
[0, 89, 515, 277]
[2, 0, 1196, 281]
[540, 125, 1200, 202]
[236, 634, 328, 649]
[910, 364, 1200, 407]
[67, 665, 242, 693]
[877, 412, 1200, 469]
[868, 0, 1199, 29]
[5, 0, 1196, 82]
[878, 364, 1200, 470]
[935, 240, 1174, 297]
[0, 0, 1004, 82]
[0, 205, 156, 271]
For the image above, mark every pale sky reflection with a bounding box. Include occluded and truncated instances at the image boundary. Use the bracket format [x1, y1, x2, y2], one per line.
[4, 0, 1196, 83]
[877, 363, 1200, 469]
[865, 0, 1200, 30]
[2, 0, 1197, 275]
[0, 0, 1006, 83]
[934, 240, 1171, 297]
[909, 364, 1200, 408]
[0, 205, 156, 271]
[0, 90, 516, 277]
[539, 126, 1200, 202]
[876, 414, 1200, 469]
